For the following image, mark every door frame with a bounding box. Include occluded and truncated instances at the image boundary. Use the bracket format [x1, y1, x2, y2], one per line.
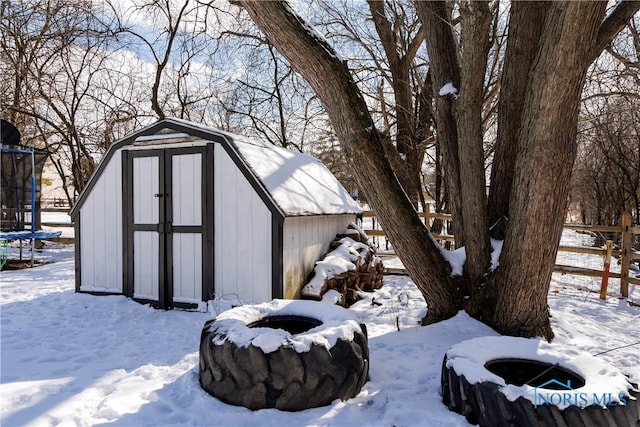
[122, 145, 214, 309]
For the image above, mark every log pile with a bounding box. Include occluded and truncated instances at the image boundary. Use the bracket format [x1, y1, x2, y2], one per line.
[301, 222, 384, 306]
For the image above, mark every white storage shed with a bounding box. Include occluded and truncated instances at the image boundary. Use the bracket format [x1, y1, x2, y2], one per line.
[70, 118, 361, 309]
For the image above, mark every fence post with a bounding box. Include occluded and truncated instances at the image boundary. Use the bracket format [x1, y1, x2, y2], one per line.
[424, 203, 431, 228]
[620, 211, 631, 297]
[600, 240, 613, 300]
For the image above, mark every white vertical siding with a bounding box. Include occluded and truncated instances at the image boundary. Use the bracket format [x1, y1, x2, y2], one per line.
[251, 196, 271, 303]
[133, 156, 159, 224]
[133, 230, 159, 300]
[214, 143, 272, 304]
[173, 233, 202, 303]
[80, 149, 123, 292]
[172, 153, 201, 226]
[282, 214, 355, 299]
[171, 153, 203, 303]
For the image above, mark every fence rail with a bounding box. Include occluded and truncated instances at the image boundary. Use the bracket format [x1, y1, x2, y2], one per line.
[8, 207, 640, 294]
[40, 198, 72, 208]
[361, 209, 639, 297]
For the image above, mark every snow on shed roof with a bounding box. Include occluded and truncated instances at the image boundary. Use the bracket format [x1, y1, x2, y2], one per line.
[230, 133, 361, 216]
[183, 119, 361, 216]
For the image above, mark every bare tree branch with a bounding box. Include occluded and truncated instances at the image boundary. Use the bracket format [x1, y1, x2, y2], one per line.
[589, 0, 640, 63]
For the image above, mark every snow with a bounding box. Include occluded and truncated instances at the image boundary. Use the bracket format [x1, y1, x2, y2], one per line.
[490, 238, 503, 271]
[1, 242, 639, 426]
[135, 133, 191, 142]
[439, 82, 459, 98]
[432, 234, 465, 276]
[209, 299, 363, 353]
[281, 0, 344, 62]
[232, 136, 361, 216]
[302, 235, 373, 298]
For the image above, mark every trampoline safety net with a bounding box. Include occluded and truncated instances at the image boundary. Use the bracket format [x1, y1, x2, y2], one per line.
[1, 120, 49, 232]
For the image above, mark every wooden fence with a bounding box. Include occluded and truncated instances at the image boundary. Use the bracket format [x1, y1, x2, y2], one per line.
[361, 209, 640, 298]
[41, 198, 72, 208]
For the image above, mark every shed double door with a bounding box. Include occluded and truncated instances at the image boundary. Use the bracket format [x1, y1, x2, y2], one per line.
[124, 147, 212, 309]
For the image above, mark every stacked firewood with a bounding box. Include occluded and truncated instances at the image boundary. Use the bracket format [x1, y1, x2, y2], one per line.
[301, 222, 384, 306]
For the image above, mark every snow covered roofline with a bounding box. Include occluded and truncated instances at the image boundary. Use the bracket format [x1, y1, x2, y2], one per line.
[210, 123, 361, 216]
[70, 118, 361, 219]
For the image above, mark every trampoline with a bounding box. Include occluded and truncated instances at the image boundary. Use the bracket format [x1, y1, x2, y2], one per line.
[1, 120, 62, 268]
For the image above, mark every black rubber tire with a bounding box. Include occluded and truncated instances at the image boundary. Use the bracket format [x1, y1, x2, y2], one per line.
[441, 348, 639, 427]
[199, 301, 369, 411]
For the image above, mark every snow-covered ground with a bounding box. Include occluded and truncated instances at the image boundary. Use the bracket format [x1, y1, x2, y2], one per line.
[1, 237, 639, 426]
[40, 211, 74, 239]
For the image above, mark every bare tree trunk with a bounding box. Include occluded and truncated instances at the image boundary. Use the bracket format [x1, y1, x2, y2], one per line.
[468, 2, 608, 340]
[414, 1, 464, 246]
[128, 0, 191, 120]
[238, 0, 461, 323]
[487, 2, 548, 237]
[453, 1, 492, 285]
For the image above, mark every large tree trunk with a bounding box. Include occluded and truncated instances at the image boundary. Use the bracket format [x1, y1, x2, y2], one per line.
[452, 0, 492, 285]
[487, 2, 549, 237]
[467, 2, 608, 340]
[486, 0, 638, 236]
[238, 0, 461, 323]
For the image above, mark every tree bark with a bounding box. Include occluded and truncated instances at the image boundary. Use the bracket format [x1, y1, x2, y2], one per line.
[414, 1, 465, 246]
[489, 1, 640, 233]
[238, 0, 461, 323]
[487, 2, 549, 236]
[453, 0, 492, 285]
[468, 2, 608, 340]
